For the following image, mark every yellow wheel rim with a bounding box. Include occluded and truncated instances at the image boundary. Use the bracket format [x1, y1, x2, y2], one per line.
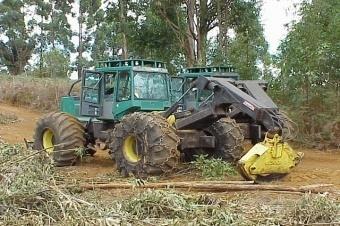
[42, 128, 54, 153]
[123, 135, 141, 163]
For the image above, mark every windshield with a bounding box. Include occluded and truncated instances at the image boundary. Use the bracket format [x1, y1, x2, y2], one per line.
[134, 72, 168, 100]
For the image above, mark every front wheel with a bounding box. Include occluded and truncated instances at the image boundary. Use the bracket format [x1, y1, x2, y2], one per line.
[110, 112, 180, 177]
[33, 112, 86, 166]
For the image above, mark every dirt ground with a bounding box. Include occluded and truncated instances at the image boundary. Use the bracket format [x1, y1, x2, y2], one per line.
[1, 103, 340, 190]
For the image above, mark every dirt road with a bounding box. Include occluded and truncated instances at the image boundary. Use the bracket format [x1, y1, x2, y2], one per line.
[1, 103, 340, 189]
[0, 103, 41, 143]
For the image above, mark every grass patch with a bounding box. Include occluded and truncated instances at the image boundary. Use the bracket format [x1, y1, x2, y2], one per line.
[0, 142, 243, 225]
[0, 75, 75, 112]
[192, 154, 237, 180]
[0, 142, 121, 225]
[123, 189, 242, 225]
[287, 193, 339, 225]
[1, 141, 338, 225]
[0, 113, 18, 125]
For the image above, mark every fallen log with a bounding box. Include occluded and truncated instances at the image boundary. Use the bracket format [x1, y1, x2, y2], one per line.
[59, 180, 255, 185]
[64, 181, 337, 194]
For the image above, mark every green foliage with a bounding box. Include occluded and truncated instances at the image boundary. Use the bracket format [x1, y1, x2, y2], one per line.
[41, 1, 75, 51]
[274, 0, 340, 147]
[123, 189, 242, 225]
[0, 142, 244, 225]
[277, 0, 340, 87]
[129, 4, 184, 73]
[276, 0, 340, 98]
[1, 0, 270, 77]
[40, 49, 70, 77]
[90, 19, 117, 61]
[76, 0, 102, 73]
[1, 142, 338, 225]
[0, 0, 35, 75]
[0, 142, 54, 207]
[208, 0, 270, 80]
[287, 193, 339, 225]
[0, 142, 116, 225]
[192, 154, 237, 179]
[124, 189, 189, 219]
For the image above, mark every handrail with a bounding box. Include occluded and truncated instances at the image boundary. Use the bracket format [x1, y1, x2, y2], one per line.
[67, 79, 81, 96]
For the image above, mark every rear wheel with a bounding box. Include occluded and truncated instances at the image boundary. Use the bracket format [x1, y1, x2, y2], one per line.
[185, 118, 244, 162]
[110, 112, 180, 177]
[33, 112, 86, 166]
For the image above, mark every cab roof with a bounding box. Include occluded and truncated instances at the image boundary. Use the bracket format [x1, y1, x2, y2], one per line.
[180, 66, 240, 80]
[96, 59, 165, 69]
[95, 59, 168, 73]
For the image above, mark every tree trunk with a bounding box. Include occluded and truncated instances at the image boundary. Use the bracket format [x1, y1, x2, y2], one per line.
[78, 6, 83, 79]
[51, 1, 56, 50]
[39, 15, 44, 75]
[121, 33, 128, 60]
[217, 0, 233, 59]
[247, 37, 250, 79]
[184, 37, 195, 67]
[157, 0, 219, 66]
[336, 81, 339, 116]
[197, 0, 208, 65]
[119, 0, 128, 59]
[8, 65, 22, 76]
[186, 0, 196, 65]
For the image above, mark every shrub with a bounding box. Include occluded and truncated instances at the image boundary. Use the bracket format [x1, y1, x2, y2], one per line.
[191, 154, 237, 180]
[123, 189, 189, 219]
[123, 189, 242, 225]
[287, 193, 339, 225]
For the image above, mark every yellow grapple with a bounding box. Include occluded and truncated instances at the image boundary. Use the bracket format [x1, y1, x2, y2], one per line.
[238, 133, 303, 181]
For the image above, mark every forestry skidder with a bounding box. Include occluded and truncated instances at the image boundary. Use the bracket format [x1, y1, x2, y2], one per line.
[33, 59, 302, 180]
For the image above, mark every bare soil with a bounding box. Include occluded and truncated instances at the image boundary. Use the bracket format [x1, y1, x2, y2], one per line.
[0, 103, 41, 143]
[1, 103, 340, 190]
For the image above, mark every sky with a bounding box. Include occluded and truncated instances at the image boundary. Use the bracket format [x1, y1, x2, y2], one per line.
[261, 0, 301, 53]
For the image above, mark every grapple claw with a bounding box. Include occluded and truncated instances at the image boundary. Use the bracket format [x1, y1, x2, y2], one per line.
[238, 133, 303, 181]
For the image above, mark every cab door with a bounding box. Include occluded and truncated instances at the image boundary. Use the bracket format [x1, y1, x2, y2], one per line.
[80, 70, 103, 117]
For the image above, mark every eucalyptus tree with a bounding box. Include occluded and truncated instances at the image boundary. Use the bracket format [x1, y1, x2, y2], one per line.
[0, 0, 35, 75]
[77, 0, 101, 78]
[29, 0, 74, 75]
[276, 0, 340, 111]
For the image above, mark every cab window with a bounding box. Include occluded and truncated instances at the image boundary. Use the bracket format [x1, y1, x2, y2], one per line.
[83, 72, 101, 104]
[170, 77, 183, 102]
[117, 71, 131, 101]
[134, 72, 168, 100]
[185, 78, 196, 102]
[104, 72, 117, 97]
